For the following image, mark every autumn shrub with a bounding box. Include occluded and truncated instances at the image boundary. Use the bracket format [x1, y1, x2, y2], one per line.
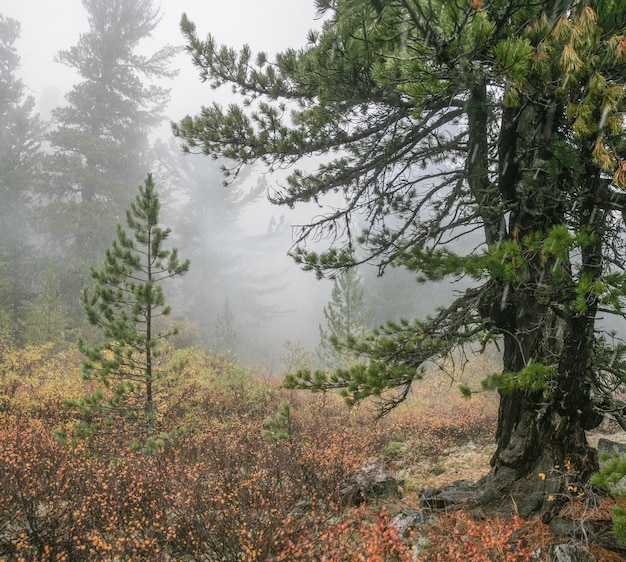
[0, 409, 374, 560]
[0, 345, 380, 561]
[157, 347, 279, 432]
[0, 343, 84, 419]
[0, 414, 178, 560]
[273, 506, 414, 561]
[0, 342, 503, 560]
[417, 512, 536, 561]
[379, 386, 498, 461]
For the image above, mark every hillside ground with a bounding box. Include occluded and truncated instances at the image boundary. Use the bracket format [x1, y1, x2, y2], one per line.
[0, 342, 625, 560]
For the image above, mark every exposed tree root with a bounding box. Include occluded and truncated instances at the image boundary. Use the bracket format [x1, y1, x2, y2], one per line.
[419, 476, 626, 558]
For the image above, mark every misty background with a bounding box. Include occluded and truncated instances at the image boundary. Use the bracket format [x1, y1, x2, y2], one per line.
[0, 0, 462, 369]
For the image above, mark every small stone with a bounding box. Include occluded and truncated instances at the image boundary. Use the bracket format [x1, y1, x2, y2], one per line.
[540, 543, 597, 562]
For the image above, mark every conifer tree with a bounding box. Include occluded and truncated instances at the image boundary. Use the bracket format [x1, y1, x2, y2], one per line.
[175, 0, 626, 518]
[23, 267, 68, 346]
[69, 174, 189, 445]
[152, 140, 284, 357]
[0, 14, 44, 244]
[317, 269, 370, 369]
[0, 14, 46, 338]
[213, 297, 237, 354]
[0, 257, 14, 342]
[42, 0, 178, 321]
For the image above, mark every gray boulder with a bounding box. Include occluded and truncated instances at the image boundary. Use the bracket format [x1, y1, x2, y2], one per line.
[533, 543, 596, 562]
[391, 508, 433, 558]
[597, 438, 626, 459]
[391, 508, 433, 537]
[338, 462, 403, 505]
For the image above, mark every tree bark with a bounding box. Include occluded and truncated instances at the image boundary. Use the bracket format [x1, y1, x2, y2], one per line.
[423, 98, 605, 520]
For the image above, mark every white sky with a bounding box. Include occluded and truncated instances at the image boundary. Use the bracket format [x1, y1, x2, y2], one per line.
[2, 0, 327, 229]
[2, 0, 322, 122]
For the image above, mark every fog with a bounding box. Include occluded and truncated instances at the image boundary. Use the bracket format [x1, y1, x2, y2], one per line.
[1, 0, 459, 368]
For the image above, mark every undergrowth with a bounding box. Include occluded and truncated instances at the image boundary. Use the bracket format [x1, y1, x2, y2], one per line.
[0, 341, 553, 561]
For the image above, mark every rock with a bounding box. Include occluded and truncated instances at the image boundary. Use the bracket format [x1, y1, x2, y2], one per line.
[391, 508, 433, 537]
[338, 462, 403, 505]
[533, 543, 597, 562]
[419, 479, 481, 510]
[597, 438, 626, 459]
[288, 499, 312, 517]
[391, 508, 433, 558]
[549, 517, 602, 541]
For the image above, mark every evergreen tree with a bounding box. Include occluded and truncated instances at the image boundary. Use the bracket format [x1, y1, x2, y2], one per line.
[23, 267, 68, 347]
[0, 14, 46, 338]
[153, 139, 285, 359]
[213, 297, 237, 354]
[317, 269, 370, 369]
[68, 174, 189, 445]
[42, 0, 177, 321]
[0, 256, 15, 342]
[175, 1, 626, 517]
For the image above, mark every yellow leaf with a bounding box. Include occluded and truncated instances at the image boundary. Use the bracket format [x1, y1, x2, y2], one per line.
[560, 43, 583, 75]
[613, 160, 626, 188]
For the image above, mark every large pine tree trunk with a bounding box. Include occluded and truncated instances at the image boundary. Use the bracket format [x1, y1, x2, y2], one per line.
[422, 297, 602, 519]
[423, 94, 606, 520]
[422, 296, 602, 518]
[481, 319, 601, 519]
[482, 100, 604, 517]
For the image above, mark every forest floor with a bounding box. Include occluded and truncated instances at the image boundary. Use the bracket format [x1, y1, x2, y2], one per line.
[1, 342, 626, 560]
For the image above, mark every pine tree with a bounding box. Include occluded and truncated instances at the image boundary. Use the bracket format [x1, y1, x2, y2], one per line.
[213, 297, 237, 354]
[0, 256, 15, 342]
[0, 15, 46, 339]
[0, 14, 44, 241]
[23, 267, 68, 347]
[152, 139, 283, 358]
[42, 0, 178, 321]
[175, 1, 626, 518]
[67, 174, 189, 445]
[317, 269, 370, 369]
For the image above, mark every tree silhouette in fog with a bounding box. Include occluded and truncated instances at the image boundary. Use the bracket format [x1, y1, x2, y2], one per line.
[0, 14, 46, 341]
[42, 0, 178, 321]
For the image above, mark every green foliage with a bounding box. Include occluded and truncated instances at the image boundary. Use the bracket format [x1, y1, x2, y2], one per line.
[495, 37, 535, 90]
[614, 505, 626, 543]
[591, 455, 626, 492]
[592, 454, 626, 542]
[482, 363, 556, 398]
[393, 247, 465, 283]
[262, 400, 293, 442]
[0, 15, 45, 337]
[176, 0, 626, 508]
[317, 269, 370, 369]
[40, 0, 178, 323]
[67, 174, 189, 445]
[458, 384, 473, 399]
